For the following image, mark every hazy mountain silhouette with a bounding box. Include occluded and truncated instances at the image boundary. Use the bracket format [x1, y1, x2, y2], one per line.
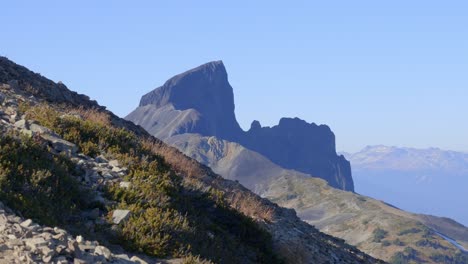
[344, 145, 468, 226]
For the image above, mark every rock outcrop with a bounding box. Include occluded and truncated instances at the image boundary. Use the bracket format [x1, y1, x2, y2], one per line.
[126, 61, 354, 191]
[243, 118, 353, 191]
[133, 61, 243, 141]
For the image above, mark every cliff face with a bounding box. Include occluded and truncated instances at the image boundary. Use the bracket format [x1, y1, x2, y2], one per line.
[244, 118, 354, 191]
[127, 61, 354, 191]
[136, 61, 243, 141]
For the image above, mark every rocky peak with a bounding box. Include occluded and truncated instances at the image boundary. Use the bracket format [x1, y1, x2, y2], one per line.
[127, 61, 354, 191]
[243, 117, 354, 191]
[133, 61, 243, 140]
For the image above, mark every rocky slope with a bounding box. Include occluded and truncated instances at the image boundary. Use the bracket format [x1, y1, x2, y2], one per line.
[167, 134, 468, 263]
[344, 146, 468, 227]
[126, 61, 353, 191]
[0, 57, 382, 263]
[0, 201, 152, 264]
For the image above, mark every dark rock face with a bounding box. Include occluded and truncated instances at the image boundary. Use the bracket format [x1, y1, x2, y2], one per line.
[138, 61, 243, 141]
[243, 118, 354, 191]
[127, 61, 354, 191]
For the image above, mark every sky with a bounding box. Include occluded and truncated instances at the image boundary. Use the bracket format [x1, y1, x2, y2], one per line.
[2, 1, 467, 153]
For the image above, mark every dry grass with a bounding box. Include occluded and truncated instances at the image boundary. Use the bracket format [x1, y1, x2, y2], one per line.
[69, 107, 111, 126]
[141, 137, 206, 178]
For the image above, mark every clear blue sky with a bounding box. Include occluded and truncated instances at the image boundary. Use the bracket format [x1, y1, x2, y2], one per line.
[2, 1, 467, 152]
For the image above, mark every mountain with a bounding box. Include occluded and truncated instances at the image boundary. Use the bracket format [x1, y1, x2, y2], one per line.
[0, 57, 383, 263]
[345, 145, 468, 227]
[126, 61, 468, 263]
[127, 61, 354, 191]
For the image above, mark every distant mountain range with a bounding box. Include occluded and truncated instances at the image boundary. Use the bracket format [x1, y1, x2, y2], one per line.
[126, 61, 468, 263]
[343, 145, 468, 227]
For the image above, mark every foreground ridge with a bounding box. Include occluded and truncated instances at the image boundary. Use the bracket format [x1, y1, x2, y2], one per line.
[0, 56, 383, 263]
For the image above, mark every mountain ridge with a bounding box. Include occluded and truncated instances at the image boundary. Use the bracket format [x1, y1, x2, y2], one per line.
[126, 61, 468, 263]
[127, 60, 354, 191]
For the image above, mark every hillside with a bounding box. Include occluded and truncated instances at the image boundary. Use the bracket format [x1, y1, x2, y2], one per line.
[0, 57, 382, 263]
[126, 61, 468, 263]
[344, 146, 468, 226]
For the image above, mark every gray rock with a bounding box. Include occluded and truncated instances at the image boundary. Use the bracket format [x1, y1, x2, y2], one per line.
[41, 134, 77, 155]
[25, 237, 47, 250]
[0, 83, 11, 90]
[130, 256, 148, 264]
[76, 235, 84, 244]
[112, 210, 131, 224]
[109, 159, 120, 167]
[29, 123, 55, 135]
[119, 182, 131, 189]
[95, 155, 108, 163]
[95, 245, 112, 260]
[20, 219, 33, 228]
[14, 119, 28, 129]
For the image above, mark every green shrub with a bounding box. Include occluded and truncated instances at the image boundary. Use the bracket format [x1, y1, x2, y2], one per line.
[393, 238, 405, 246]
[398, 227, 421, 236]
[0, 132, 88, 226]
[372, 228, 388, 243]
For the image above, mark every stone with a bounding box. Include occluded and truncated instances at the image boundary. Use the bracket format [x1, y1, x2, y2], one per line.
[25, 237, 47, 250]
[102, 172, 115, 179]
[6, 238, 23, 247]
[94, 245, 112, 260]
[0, 83, 11, 90]
[14, 119, 28, 129]
[109, 159, 120, 167]
[55, 244, 66, 254]
[0, 91, 5, 104]
[29, 123, 55, 135]
[20, 219, 33, 228]
[119, 181, 131, 189]
[68, 240, 80, 254]
[40, 134, 77, 155]
[40, 247, 55, 263]
[130, 256, 149, 264]
[76, 235, 84, 243]
[112, 166, 128, 174]
[95, 155, 108, 163]
[112, 210, 131, 224]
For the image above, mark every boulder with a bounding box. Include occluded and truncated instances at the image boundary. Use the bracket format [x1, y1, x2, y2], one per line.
[24, 237, 48, 250]
[130, 256, 149, 264]
[20, 219, 33, 228]
[40, 134, 77, 155]
[112, 210, 131, 224]
[29, 123, 55, 135]
[94, 245, 112, 260]
[109, 159, 120, 167]
[14, 119, 28, 129]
